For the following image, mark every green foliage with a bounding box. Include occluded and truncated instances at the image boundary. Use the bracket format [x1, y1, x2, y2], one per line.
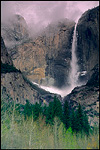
[82, 113, 90, 135]
[63, 102, 90, 135]
[1, 95, 90, 143]
[42, 104, 48, 117]
[23, 100, 33, 119]
[2, 96, 90, 135]
[46, 101, 54, 124]
[1, 97, 14, 122]
[45, 96, 63, 125]
[16, 100, 42, 121]
[1, 95, 99, 149]
[1, 62, 21, 73]
[53, 96, 63, 120]
[75, 103, 90, 135]
[1, 113, 99, 149]
[16, 96, 63, 125]
[32, 102, 42, 120]
[66, 127, 73, 134]
[75, 103, 84, 133]
[70, 108, 77, 132]
[63, 100, 70, 129]
[45, 103, 52, 124]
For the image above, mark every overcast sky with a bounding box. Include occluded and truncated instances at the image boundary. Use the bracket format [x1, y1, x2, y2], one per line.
[1, 1, 99, 34]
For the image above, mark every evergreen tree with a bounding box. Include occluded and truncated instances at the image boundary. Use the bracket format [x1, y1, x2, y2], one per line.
[33, 102, 42, 120]
[75, 103, 90, 134]
[23, 100, 32, 119]
[53, 96, 63, 121]
[46, 101, 54, 124]
[83, 113, 90, 135]
[42, 104, 48, 117]
[70, 108, 77, 132]
[46, 96, 63, 125]
[75, 103, 84, 133]
[63, 100, 70, 129]
[70, 103, 90, 134]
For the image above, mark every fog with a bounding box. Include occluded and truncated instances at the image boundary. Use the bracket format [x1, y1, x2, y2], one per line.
[1, 1, 99, 36]
[1, 1, 99, 97]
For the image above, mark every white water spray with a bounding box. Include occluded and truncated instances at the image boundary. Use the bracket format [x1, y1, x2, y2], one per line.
[32, 81, 73, 97]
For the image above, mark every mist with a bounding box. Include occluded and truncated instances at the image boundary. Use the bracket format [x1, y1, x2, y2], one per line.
[1, 1, 99, 37]
[32, 81, 75, 97]
[1, 1, 99, 97]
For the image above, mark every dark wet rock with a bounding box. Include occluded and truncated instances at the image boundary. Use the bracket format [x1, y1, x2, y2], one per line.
[76, 6, 99, 82]
[63, 64, 99, 126]
[1, 37, 13, 65]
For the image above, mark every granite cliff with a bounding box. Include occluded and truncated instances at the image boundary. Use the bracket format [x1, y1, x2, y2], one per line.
[63, 6, 99, 126]
[1, 37, 60, 105]
[1, 14, 29, 48]
[1, 6, 99, 125]
[63, 65, 99, 126]
[3, 7, 99, 88]
[1, 37, 13, 65]
[6, 18, 75, 88]
[76, 6, 99, 83]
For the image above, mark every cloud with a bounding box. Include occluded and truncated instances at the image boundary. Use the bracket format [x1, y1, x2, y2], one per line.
[1, 1, 99, 36]
[1, 1, 16, 23]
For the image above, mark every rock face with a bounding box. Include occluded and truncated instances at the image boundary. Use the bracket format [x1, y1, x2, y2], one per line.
[1, 14, 29, 48]
[63, 64, 99, 126]
[63, 6, 99, 126]
[7, 18, 75, 88]
[1, 37, 61, 105]
[1, 73, 38, 104]
[1, 37, 13, 65]
[76, 6, 99, 83]
[1, 6, 99, 126]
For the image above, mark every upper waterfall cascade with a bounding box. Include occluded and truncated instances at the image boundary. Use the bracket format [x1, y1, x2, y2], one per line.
[68, 20, 79, 89]
[32, 18, 85, 97]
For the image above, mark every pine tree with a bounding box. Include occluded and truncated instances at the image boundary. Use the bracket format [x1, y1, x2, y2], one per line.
[42, 104, 47, 117]
[46, 96, 63, 124]
[33, 102, 42, 120]
[63, 100, 70, 129]
[75, 103, 84, 133]
[70, 108, 76, 132]
[24, 100, 32, 119]
[53, 96, 63, 121]
[71, 103, 90, 134]
[83, 113, 90, 135]
[46, 101, 54, 124]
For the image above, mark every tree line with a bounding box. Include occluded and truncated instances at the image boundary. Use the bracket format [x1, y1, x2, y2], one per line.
[15, 96, 90, 135]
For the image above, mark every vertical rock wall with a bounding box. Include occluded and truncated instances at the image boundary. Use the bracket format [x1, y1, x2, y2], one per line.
[6, 18, 75, 88]
[76, 6, 99, 81]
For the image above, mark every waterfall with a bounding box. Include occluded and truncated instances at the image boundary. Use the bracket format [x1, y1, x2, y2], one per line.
[32, 18, 82, 98]
[68, 20, 79, 89]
